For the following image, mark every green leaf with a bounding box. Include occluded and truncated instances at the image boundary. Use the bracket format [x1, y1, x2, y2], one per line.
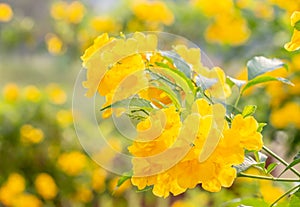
[234, 155, 257, 173]
[117, 171, 133, 187]
[257, 123, 267, 133]
[241, 76, 293, 94]
[242, 105, 257, 118]
[136, 185, 153, 192]
[266, 163, 278, 174]
[195, 74, 217, 90]
[226, 76, 247, 89]
[295, 20, 300, 31]
[247, 56, 286, 80]
[100, 97, 153, 112]
[224, 198, 269, 207]
[290, 194, 300, 207]
[150, 66, 195, 108]
[279, 151, 300, 176]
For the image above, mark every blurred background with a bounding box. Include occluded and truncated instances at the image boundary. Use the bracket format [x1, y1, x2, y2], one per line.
[1, 0, 300, 206]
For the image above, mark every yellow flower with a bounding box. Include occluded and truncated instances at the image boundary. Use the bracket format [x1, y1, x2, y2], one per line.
[46, 83, 67, 105]
[23, 85, 41, 102]
[229, 114, 263, 151]
[0, 173, 26, 206]
[285, 11, 300, 51]
[34, 173, 58, 200]
[192, 0, 234, 17]
[50, 1, 67, 20]
[56, 109, 73, 128]
[73, 185, 93, 203]
[139, 87, 172, 108]
[2, 83, 19, 102]
[131, 0, 174, 25]
[20, 125, 44, 144]
[67, 1, 85, 24]
[129, 98, 263, 197]
[50, 1, 85, 24]
[271, 102, 300, 128]
[57, 151, 87, 176]
[13, 194, 42, 207]
[90, 16, 120, 33]
[45, 33, 64, 55]
[205, 14, 250, 46]
[0, 3, 13, 22]
[91, 168, 107, 192]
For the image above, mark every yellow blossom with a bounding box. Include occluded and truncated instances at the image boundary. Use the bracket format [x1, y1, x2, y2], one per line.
[50, 1, 67, 20]
[129, 99, 263, 197]
[57, 151, 87, 176]
[13, 194, 42, 207]
[67, 1, 85, 24]
[45, 33, 64, 55]
[34, 173, 58, 200]
[91, 168, 107, 192]
[23, 85, 41, 102]
[46, 83, 67, 105]
[139, 87, 172, 108]
[90, 16, 120, 33]
[0, 173, 26, 206]
[20, 124, 44, 144]
[131, 0, 174, 25]
[285, 11, 300, 51]
[73, 185, 93, 203]
[205, 14, 250, 46]
[192, 0, 234, 17]
[270, 102, 300, 128]
[0, 3, 13, 22]
[50, 1, 85, 24]
[56, 109, 73, 128]
[3, 83, 19, 102]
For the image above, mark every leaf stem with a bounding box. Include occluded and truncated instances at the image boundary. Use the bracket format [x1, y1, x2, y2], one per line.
[238, 172, 300, 182]
[262, 146, 300, 177]
[270, 184, 300, 207]
[234, 93, 241, 109]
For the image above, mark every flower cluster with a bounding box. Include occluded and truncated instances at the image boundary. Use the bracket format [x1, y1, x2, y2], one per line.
[81, 32, 264, 197]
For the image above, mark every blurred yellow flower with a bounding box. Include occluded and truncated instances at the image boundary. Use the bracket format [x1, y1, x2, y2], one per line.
[73, 185, 93, 203]
[131, 0, 174, 25]
[192, 0, 234, 17]
[46, 83, 67, 105]
[67, 1, 85, 24]
[34, 173, 58, 200]
[20, 124, 44, 144]
[171, 200, 196, 207]
[50, 1, 85, 24]
[270, 0, 300, 15]
[90, 16, 120, 33]
[0, 173, 26, 206]
[57, 151, 87, 176]
[91, 168, 107, 192]
[45, 33, 64, 55]
[56, 109, 73, 128]
[3, 83, 19, 102]
[50, 1, 67, 20]
[271, 101, 300, 128]
[205, 14, 250, 45]
[0, 3, 13, 22]
[13, 194, 42, 207]
[285, 11, 300, 51]
[23, 85, 41, 102]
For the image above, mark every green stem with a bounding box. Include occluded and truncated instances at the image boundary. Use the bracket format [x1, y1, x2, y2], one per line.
[238, 172, 300, 182]
[234, 93, 242, 109]
[270, 184, 300, 207]
[263, 146, 300, 177]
